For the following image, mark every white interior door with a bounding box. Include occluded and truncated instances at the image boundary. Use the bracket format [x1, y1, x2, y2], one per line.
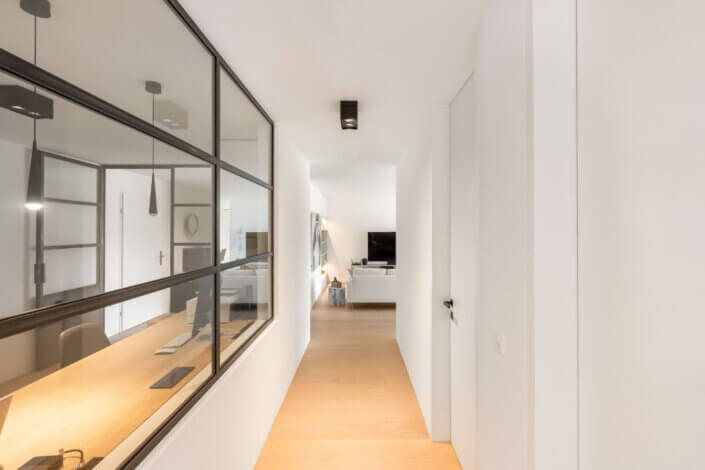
[449, 75, 477, 469]
[104, 169, 171, 337]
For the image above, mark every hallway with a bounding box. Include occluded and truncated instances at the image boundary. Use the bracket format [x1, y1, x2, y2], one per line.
[255, 291, 460, 469]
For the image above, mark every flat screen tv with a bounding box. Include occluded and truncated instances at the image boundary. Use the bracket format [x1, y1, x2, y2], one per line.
[368, 232, 396, 265]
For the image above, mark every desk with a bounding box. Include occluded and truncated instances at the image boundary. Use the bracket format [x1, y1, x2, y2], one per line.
[0, 312, 252, 469]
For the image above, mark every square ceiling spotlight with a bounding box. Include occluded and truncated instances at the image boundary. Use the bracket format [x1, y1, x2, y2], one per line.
[0, 85, 54, 119]
[155, 99, 188, 130]
[340, 100, 358, 130]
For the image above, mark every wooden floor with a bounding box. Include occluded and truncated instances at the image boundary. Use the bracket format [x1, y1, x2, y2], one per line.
[255, 290, 461, 470]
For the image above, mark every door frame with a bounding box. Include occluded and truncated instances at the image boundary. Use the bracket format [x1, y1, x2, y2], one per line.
[36, 152, 105, 309]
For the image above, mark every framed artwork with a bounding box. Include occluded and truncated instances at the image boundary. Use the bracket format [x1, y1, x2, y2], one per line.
[311, 212, 322, 271]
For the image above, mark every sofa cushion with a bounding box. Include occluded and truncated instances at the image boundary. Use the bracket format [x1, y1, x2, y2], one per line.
[352, 267, 387, 276]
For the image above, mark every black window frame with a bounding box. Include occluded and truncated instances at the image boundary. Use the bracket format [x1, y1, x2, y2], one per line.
[0, 1, 275, 468]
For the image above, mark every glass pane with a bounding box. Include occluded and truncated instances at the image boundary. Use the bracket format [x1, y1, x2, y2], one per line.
[44, 202, 97, 246]
[174, 245, 212, 275]
[220, 68, 271, 182]
[174, 167, 212, 204]
[0, 0, 214, 152]
[220, 170, 270, 263]
[44, 156, 97, 202]
[0, 70, 213, 320]
[174, 207, 212, 244]
[0, 275, 214, 468]
[44, 247, 97, 295]
[219, 260, 271, 364]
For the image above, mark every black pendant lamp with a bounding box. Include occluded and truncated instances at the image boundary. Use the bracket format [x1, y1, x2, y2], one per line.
[146, 81, 162, 216]
[25, 138, 43, 211]
[23, 0, 52, 211]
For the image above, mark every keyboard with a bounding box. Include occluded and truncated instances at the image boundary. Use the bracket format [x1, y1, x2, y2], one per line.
[154, 332, 193, 354]
[162, 332, 192, 348]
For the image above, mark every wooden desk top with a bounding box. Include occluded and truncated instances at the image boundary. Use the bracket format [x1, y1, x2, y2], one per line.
[0, 312, 252, 469]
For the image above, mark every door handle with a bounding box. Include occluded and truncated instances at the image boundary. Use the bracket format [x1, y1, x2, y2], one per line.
[159, 250, 166, 266]
[443, 299, 454, 320]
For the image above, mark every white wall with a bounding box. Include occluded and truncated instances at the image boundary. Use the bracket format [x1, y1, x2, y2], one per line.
[325, 194, 396, 282]
[395, 104, 453, 444]
[429, 1, 579, 467]
[457, 1, 532, 468]
[578, 1, 705, 468]
[137, 124, 312, 470]
[429, 105, 451, 442]
[530, 0, 578, 469]
[310, 184, 328, 303]
[396, 149, 433, 433]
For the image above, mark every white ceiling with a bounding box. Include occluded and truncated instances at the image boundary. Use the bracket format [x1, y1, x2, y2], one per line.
[180, 0, 481, 167]
[0, 0, 480, 203]
[311, 161, 396, 202]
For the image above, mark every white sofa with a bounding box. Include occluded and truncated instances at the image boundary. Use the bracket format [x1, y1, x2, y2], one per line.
[220, 263, 270, 305]
[345, 267, 397, 304]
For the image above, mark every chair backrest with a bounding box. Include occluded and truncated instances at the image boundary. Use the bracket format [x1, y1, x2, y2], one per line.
[59, 323, 110, 368]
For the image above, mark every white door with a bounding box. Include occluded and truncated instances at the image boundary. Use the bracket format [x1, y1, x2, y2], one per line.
[448, 75, 477, 468]
[104, 169, 171, 337]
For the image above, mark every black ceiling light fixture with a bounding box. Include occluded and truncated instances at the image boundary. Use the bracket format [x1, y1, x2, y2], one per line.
[20, 0, 50, 18]
[0, 85, 54, 119]
[11, 0, 54, 211]
[146, 80, 162, 216]
[340, 100, 358, 130]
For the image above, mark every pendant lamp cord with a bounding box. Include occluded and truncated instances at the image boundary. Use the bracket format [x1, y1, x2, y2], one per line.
[151, 94, 155, 175]
[33, 14, 37, 143]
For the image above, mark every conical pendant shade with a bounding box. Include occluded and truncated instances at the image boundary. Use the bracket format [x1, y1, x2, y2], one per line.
[149, 173, 158, 216]
[25, 139, 43, 211]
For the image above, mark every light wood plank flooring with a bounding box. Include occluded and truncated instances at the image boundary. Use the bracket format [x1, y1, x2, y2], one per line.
[255, 290, 461, 470]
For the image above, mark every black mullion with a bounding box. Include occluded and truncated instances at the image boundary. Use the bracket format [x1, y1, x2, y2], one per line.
[0, 265, 217, 340]
[102, 164, 210, 169]
[44, 243, 98, 250]
[219, 156, 273, 190]
[213, 56, 221, 372]
[44, 197, 98, 207]
[170, 168, 175, 277]
[270, 123, 275, 324]
[98, 167, 106, 328]
[44, 151, 100, 169]
[34, 154, 45, 308]
[173, 203, 211, 207]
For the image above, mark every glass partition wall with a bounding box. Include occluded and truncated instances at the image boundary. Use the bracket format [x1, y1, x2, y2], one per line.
[0, 1, 274, 469]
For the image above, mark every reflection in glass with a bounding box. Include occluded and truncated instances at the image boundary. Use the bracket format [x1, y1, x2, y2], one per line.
[220, 68, 272, 182]
[0, 71, 213, 321]
[0, 275, 214, 469]
[220, 170, 270, 263]
[219, 260, 271, 364]
[0, 0, 214, 152]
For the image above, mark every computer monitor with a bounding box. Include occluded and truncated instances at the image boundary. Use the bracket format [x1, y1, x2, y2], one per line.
[191, 276, 213, 337]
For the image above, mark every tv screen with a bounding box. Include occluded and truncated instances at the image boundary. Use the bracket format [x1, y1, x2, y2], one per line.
[368, 232, 396, 265]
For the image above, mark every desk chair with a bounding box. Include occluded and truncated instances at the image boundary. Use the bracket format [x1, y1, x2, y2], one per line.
[59, 323, 110, 367]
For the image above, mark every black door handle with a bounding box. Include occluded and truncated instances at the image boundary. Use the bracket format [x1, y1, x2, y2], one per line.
[443, 299, 454, 309]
